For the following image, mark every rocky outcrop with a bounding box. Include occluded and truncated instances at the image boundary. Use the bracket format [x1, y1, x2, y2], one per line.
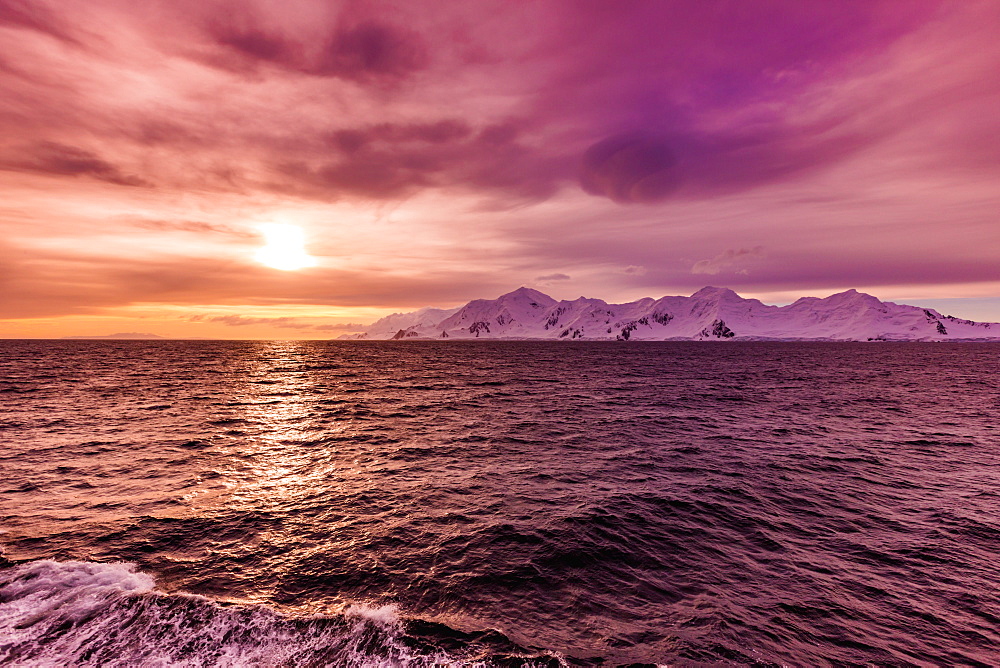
[699, 319, 736, 339]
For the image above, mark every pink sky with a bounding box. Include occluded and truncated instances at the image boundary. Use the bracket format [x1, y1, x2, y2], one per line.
[2, 0, 999, 338]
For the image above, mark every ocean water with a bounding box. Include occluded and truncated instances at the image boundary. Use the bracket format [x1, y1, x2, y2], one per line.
[2, 340, 999, 667]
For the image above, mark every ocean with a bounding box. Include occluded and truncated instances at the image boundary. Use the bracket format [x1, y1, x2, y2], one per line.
[1, 340, 999, 666]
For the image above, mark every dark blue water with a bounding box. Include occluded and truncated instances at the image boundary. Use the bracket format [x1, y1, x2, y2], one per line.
[2, 340, 999, 666]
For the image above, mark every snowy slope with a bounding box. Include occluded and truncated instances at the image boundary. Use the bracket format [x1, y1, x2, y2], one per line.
[347, 287, 1000, 341]
[359, 305, 463, 339]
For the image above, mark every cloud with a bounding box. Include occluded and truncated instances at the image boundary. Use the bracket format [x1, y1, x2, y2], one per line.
[189, 315, 300, 327]
[207, 12, 427, 84]
[549, 1, 950, 204]
[1, 142, 149, 187]
[580, 133, 679, 203]
[331, 120, 473, 148]
[312, 322, 366, 331]
[313, 21, 427, 82]
[535, 272, 570, 282]
[576, 118, 882, 204]
[213, 25, 296, 66]
[127, 218, 254, 238]
[187, 315, 364, 330]
[275, 117, 563, 201]
[2, 0, 1000, 328]
[0, 0, 79, 44]
[3, 1, 938, 207]
[692, 247, 765, 276]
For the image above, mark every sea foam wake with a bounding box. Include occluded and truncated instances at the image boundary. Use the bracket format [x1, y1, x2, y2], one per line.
[0, 560, 561, 667]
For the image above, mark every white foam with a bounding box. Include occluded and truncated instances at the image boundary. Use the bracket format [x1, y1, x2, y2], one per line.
[0, 560, 153, 629]
[0, 559, 567, 667]
[343, 602, 400, 625]
[0, 560, 448, 667]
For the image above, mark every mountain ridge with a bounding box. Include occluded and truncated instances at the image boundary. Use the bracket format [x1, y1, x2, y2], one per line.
[345, 287, 1000, 341]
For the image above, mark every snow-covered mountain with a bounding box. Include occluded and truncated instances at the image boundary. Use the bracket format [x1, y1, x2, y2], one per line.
[346, 286, 1000, 341]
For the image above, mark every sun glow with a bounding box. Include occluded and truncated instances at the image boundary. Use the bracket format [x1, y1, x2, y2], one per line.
[255, 223, 317, 271]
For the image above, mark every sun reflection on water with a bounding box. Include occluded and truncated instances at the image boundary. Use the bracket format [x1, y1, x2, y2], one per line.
[175, 342, 368, 608]
[231, 342, 341, 503]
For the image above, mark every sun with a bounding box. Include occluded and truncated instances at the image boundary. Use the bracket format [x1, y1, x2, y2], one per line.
[255, 223, 317, 271]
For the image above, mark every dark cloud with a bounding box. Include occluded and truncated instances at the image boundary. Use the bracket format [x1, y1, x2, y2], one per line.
[1, 142, 149, 187]
[325, 120, 472, 152]
[203, 7, 301, 75]
[217, 28, 295, 64]
[578, 118, 880, 204]
[386, 120, 471, 144]
[536, 273, 570, 281]
[682, 121, 876, 195]
[477, 122, 520, 146]
[580, 133, 679, 203]
[297, 156, 431, 199]
[313, 21, 427, 82]
[277, 118, 566, 201]
[207, 12, 426, 84]
[329, 129, 368, 154]
[0, 0, 79, 44]
[545, 1, 946, 204]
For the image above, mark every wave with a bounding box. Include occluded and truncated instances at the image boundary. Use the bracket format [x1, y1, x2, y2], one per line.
[0, 560, 563, 667]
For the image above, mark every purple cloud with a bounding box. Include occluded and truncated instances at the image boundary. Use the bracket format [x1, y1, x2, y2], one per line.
[580, 133, 678, 203]
[313, 21, 427, 82]
[1, 142, 149, 187]
[207, 8, 427, 84]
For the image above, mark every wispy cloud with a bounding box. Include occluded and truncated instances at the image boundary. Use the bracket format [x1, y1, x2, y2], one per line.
[188, 314, 365, 331]
[692, 247, 765, 276]
[535, 272, 570, 282]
